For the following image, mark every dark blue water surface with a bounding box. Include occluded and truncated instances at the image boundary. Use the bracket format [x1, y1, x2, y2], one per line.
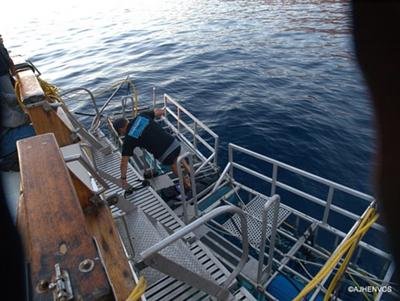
[2, 0, 375, 196]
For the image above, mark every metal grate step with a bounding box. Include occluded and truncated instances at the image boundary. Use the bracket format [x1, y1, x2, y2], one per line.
[116, 207, 211, 284]
[93, 148, 143, 198]
[222, 195, 290, 249]
[233, 287, 257, 301]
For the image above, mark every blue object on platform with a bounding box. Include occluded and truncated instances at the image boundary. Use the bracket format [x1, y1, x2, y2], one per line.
[267, 275, 323, 301]
[0, 125, 36, 157]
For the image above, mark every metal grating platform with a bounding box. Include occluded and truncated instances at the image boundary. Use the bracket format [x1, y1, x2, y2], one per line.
[223, 195, 290, 249]
[234, 287, 257, 301]
[91, 136, 252, 300]
[115, 207, 211, 284]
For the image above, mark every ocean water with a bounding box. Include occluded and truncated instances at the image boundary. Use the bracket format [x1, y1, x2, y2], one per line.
[2, 0, 375, 200]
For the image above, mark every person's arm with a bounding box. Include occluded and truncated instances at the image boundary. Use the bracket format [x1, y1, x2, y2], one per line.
[153, 108, 165, 118]
[141, 108, 165, 119]
[120, 137, 137, 188]
[120, 156, 129, 188]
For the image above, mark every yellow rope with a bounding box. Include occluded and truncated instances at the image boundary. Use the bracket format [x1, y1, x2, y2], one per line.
[126, 276, 147, 301]
[14, 80, 26, 112]
[126, 78, 139, 117]
[38, 77, 63, 103]
[323, 208, 372, 300]
[293, 208, 378, 301]
[348, 272, 372, 301]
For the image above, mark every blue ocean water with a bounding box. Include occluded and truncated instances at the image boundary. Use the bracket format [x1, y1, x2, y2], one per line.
[2, 0, 375, 198]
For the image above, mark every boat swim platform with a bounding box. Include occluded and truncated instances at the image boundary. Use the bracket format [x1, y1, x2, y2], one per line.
[91, 137, 256, 300]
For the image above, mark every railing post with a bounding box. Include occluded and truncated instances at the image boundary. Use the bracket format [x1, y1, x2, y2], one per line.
[228, 143, 234, 178]
[193, 122, 198, 150]
[214, 136, 219, 167]
[163, 94, 168, 118]
[152, 86, 156, 108]
[177, 107, 181, 133]
[188, 154, 198, 218]
[265, 196, 279, 282]
[271, 164, 278, 196]
[257, 195, 280, 285]
[322, 186, 334, 224]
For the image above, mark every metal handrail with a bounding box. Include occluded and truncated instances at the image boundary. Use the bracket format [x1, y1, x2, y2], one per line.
[164, 94, 218, 139]
[227, 143, 385, 232]
[228, 143, 373, 202]
[194, 153, 215, 175]
[140, 205, 249, 291]
[90, 77, 128, 131]
[121, 95, 134, 119]
[163, 94, 219, 170]
[211, 162, 232, 193]
[226, 143, 392, 268]
[257, 194, 280, 286]
[61, 87, 100, 117]
[177, 152, 198, 223]
[57, 103, 106, 151]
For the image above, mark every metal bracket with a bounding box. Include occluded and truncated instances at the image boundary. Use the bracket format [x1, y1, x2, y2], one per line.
[47, 263, 74, 301]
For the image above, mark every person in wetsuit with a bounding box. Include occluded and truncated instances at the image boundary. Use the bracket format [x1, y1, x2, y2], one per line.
[113, 108, 191, 188]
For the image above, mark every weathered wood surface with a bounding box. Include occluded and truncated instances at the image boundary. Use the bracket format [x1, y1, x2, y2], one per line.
[70, 172, 94, 209]
[17, 133, 112, 300]
[26, 105, 75, 147]
[16, 69, 45, 104]
[85, 204, 135, 301]
[16, 194, 31, 262]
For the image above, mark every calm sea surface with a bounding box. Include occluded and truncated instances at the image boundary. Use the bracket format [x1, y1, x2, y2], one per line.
[2, 0, 375, 206]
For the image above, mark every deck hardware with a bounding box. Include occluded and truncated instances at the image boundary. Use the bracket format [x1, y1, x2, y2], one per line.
[89, 195, 106, 206]
[106, 194, 119, 206]
[78, 259, 95, 273]
[36, 279, 50, 293]
[70, 132, 79, 142]
[42, 101, 53, 112]
[46, 263, 74, 301]
[59, 243, 68, 255]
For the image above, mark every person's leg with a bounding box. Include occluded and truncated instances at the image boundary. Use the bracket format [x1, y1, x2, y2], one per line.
[181, 158, 191, 175]
[171, 160, 178, 177]
[171, 159, 191, 189]
[162, 145, 192, 189]
[0, 125, 36, 158]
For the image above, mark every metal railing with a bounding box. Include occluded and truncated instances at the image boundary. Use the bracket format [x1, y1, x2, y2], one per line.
[257, 194, 280, 286]
[207, 143, 396, 300]
[60, 87, 100, 119]
[221, 143, 394, 286]
[57, 102, 106, 151]
[90, 77, 128, 132]
[227, 143, 383, 231]
[162, 94, 219, 174]
[140, 205, 249, 296]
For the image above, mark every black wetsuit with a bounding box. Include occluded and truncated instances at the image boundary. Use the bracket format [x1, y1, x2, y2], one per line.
[121, 111, 180, 165]
[0, 46, 12, 76]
